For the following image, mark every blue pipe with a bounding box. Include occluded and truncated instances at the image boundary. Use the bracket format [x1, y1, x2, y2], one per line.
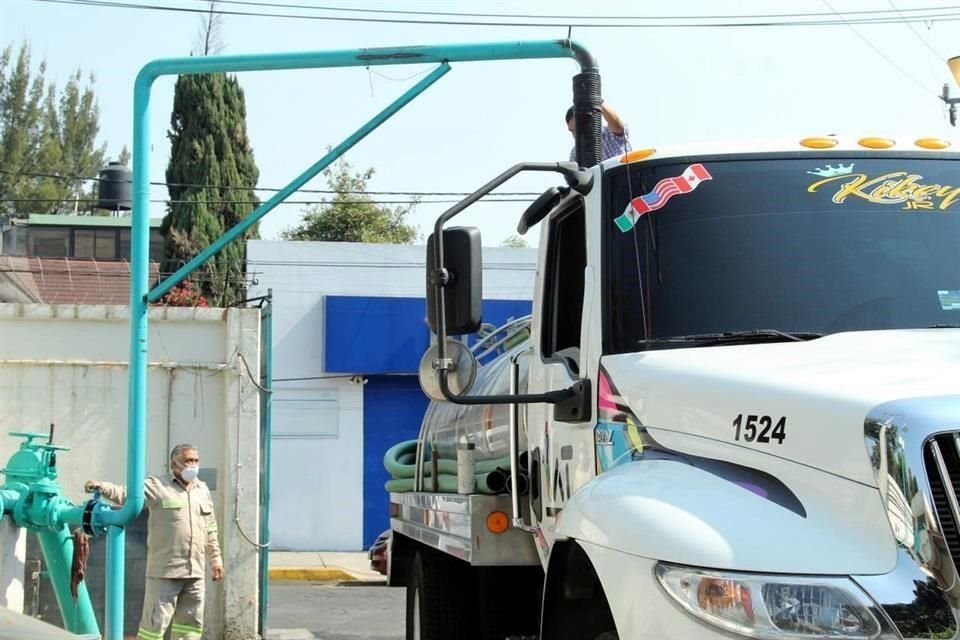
[148, 61, 451, 303]
[113, 39, 593, 640]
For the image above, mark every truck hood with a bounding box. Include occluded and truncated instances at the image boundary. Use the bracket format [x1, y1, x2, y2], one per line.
[599, 329, 960, 487]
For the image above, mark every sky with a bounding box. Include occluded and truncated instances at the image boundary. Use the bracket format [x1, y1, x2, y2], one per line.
[2, 0, 959, 247]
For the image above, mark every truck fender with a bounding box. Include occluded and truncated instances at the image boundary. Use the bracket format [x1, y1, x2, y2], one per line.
[552, 458, 896, 574]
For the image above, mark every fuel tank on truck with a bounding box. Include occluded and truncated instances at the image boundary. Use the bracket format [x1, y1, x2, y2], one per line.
[420, 317, 532, 463]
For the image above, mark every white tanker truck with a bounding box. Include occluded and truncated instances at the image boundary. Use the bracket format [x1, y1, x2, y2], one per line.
[385, 135, 960, 640]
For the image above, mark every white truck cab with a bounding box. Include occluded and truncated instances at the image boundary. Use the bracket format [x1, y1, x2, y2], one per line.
[388, 136, 960, 640]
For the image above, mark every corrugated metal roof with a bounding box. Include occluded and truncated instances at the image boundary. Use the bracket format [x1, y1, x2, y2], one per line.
[0, 256, 160, 305]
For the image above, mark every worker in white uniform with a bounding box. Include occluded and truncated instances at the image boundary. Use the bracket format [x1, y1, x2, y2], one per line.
[85, 443, 223, 640]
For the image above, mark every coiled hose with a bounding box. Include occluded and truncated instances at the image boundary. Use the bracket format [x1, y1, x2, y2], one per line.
[383, 440, 526, 494]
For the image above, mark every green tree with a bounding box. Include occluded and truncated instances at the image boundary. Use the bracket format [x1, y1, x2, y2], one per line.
[162, 71, 260, 306]
[282, 158, 419, 244]
[0, 41, 110, 216]
[0, 42, 47, 213]
[500, 234, 529, 248]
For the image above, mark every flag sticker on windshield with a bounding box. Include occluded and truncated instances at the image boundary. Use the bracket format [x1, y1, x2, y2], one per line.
[614, 163, 712, 232]
[939, 290, 960, 311]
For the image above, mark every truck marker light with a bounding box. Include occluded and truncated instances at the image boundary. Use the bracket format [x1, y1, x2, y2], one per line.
[620, 148, 656, 163]
[857, 137, 895, 149]
[799, 137, 838, 149]
[915, 138, 951, 150]
[486, 511, 509, 534]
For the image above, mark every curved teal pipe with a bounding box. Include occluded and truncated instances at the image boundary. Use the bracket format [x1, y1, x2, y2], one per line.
[36, 527, 99, 636]
[113, 39, 595, 640]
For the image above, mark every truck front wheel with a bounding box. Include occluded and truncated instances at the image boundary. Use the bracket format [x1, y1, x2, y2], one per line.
[406, 550, 471, 640]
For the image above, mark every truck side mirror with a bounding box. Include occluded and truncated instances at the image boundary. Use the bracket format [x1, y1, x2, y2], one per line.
[517, 186, 564, 235]
[426, 227, 482, 336]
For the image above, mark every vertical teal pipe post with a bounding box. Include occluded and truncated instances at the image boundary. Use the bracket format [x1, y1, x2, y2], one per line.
[111, 40, 595, 640]
[257, 291, 273, 637]
[36, 527, 99, 635]
[147, 62, 451, 303]
[105, 525, 125, 639]
[100, 65, 154, 640]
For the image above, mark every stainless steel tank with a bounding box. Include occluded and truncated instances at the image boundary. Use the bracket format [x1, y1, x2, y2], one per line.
[420, 317, 531, 462]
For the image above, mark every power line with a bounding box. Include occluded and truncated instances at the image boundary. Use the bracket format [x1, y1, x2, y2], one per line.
[886, 0, 947, 59]
[209, 0, 960, 21]
[0, 168, 541, 197]
[31, 0, 960, 28]
[821, 0, 941, 98]
[0, 197, 530, 206]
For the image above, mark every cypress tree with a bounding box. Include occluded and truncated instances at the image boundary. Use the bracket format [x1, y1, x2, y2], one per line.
[162, 72, 260, 306]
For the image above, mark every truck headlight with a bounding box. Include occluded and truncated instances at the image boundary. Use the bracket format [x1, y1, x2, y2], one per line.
[656, 564, 887, 639]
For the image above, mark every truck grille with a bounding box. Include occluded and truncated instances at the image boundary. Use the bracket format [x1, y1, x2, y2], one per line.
[924, 433, 960, 573]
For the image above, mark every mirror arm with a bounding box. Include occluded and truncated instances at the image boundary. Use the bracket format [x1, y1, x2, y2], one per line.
[437, 370, 576, 406]
[432, 162, 586, 367]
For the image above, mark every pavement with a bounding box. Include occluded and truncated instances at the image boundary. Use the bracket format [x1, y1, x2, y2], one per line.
[266, 550, 387, 640]
[268, 550, 384, 583]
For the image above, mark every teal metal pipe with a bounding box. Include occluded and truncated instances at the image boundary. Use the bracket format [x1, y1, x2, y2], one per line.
[135, 40, 595, 80]
[147, 61, 451, 303]
[0, 488, 21, 515]
[105, 526, 124, 640]
[113, 39, 595, 640]
[36, 527, 99, 636]
[257, 294, 273, 637]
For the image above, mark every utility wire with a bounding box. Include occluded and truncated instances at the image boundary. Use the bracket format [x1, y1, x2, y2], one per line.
[821, 0, 941, 97]
[207, 0, 960, 21]
[0, 168, 541, 197]
[0, 197, 530, 205]
[31, 0, 960, 28]
[887, 0, 947, 59]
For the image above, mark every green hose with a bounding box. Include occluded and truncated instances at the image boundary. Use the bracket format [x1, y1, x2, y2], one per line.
[383, 440, 515, 493]
[384, 469, 508, 494]
[383, 440, 512, 479]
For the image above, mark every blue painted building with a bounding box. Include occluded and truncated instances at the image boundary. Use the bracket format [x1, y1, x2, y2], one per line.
[247, 240, 536, 550]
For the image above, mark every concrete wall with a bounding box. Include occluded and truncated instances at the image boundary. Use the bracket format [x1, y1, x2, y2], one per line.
[0, 303, 262, 640]
[247, 240, 537, 550]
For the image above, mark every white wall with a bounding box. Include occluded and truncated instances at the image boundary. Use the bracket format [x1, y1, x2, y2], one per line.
[0, 303, 262, 640]
[247, 240, 537, 550]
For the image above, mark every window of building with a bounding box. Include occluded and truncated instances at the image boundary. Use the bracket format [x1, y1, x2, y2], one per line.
[30, 228, 69, 257]
[74, 229, 117, 259]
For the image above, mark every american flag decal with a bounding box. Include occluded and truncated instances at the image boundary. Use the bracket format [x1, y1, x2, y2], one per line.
[614, 164, 713, 232]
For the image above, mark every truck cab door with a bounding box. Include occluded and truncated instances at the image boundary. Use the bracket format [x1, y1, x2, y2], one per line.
[526, 198, 595, 554]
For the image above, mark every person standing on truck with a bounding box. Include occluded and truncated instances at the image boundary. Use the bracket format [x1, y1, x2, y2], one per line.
[567, 102, 630, 162]
[84, 443, 223, 640]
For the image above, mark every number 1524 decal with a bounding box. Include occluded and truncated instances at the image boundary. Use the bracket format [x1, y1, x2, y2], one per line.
[733, 414, 786, 444]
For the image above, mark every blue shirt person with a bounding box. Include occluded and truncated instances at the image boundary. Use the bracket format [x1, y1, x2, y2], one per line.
[567, 102, 630, 163]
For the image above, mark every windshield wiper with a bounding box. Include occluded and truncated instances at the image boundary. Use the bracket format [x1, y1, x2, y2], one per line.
[639, 329, 823, 347]
[928, 324, 960, 328]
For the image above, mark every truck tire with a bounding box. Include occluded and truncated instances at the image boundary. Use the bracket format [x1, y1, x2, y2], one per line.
[406, 550, 472, 640]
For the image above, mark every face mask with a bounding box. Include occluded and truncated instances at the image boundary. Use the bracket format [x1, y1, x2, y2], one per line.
[180, 465, 199, 482]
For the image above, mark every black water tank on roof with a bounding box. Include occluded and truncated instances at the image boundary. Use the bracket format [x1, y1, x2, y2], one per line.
[97, 160, 132, 211]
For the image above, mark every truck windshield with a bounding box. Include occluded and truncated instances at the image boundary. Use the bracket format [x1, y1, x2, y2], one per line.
[603, 154, 960, 354]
